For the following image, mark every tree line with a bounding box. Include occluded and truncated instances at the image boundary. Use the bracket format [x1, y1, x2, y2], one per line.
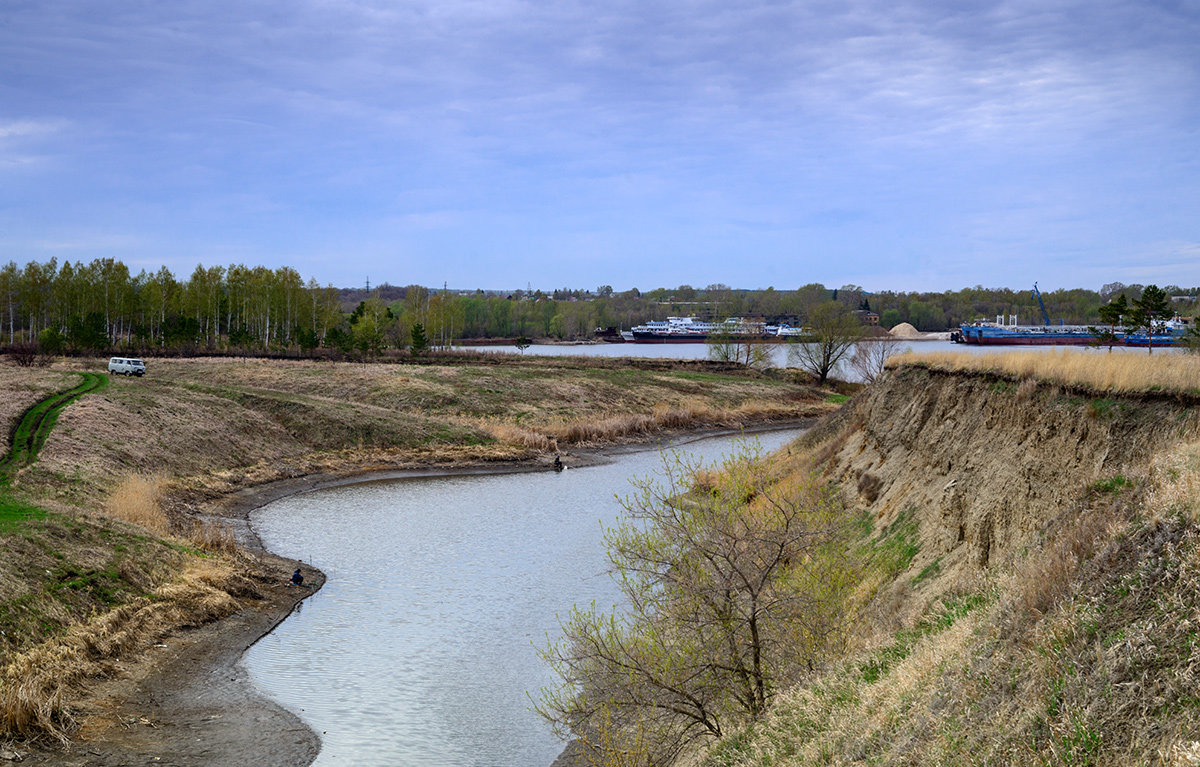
[2, 258, 1197, 354]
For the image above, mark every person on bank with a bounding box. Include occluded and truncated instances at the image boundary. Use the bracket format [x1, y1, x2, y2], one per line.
[290, 567, 304, 587]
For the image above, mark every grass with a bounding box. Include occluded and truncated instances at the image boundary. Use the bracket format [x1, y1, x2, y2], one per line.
[12, 357, 835, 510]
[867, 507, 921, 577]
[0, 495, 46, 535]
[701, 418, 1200, 767]
[693, 349, 1200, 767]
[0, 554, 241, 740]
[890, 348, 1200, 395]
[0, 372, 106, 484]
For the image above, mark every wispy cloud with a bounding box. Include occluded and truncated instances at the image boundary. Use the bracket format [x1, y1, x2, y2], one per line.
[1, 0, 1198, 289]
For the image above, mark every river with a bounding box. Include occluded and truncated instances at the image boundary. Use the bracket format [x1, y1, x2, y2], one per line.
[464, 338, 1160, 379]
[244, 428, 806, 767]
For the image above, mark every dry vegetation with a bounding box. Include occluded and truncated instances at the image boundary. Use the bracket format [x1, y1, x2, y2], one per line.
[0, 555, 244, 740]
[12, 355, 832, 511]
[691, 358, 1200, 767]
[891, 348, 1200, 395]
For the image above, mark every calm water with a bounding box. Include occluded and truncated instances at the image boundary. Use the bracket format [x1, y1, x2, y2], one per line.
[244, 429, 805, 767]
[468, 339, 1158, 379]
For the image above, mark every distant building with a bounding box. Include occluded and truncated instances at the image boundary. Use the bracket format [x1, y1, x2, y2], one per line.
[854, 310, 880, 326]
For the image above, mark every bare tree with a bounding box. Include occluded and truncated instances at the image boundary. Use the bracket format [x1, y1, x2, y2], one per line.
[537, 443, 857, 764]
[847, 336, 906, 383]
[706, 328, 774, 370]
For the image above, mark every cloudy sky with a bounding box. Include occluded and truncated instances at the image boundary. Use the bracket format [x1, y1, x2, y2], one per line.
[2, 0, 1198, 292]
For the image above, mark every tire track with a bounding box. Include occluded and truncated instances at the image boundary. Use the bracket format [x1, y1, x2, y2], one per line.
[0, 372, 106, 482]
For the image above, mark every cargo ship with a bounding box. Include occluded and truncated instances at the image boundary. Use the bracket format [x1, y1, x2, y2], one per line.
[954, 320, 1189, 347]
[952, 283, 1192, 347]
[955, 283, 1190, 345]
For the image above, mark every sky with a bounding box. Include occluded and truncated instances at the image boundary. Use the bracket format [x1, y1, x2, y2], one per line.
[2, 0, 1199, 293]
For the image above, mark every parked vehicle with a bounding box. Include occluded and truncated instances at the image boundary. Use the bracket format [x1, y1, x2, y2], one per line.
[107, 357, 146, 376]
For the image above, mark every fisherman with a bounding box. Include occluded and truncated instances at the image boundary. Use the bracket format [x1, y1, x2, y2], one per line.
[290, 567, 304, 587]
[552, 455, 564, 472]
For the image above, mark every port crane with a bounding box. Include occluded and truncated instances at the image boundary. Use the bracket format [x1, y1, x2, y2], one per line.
[1032, 283, 1051, 326]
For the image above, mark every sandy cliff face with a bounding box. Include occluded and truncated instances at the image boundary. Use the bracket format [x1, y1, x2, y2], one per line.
[823, 364, 1198, 577]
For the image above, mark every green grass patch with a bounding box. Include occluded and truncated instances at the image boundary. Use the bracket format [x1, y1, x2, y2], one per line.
[1087, 398, 1117, 419]
[859, 593, 988, 685]
[1091, 475, 1134, 494]
[825, 393, 851, 404]
[868, 507, 921, 575]
[912, 556, 943, 585]
[0, 494, 47, 534]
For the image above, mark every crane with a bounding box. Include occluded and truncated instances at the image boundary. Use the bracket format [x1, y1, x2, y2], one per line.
[1032, 282, 1051, 326]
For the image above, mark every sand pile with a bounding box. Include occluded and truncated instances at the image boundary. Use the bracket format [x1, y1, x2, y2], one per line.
[889, 322, 922, 338]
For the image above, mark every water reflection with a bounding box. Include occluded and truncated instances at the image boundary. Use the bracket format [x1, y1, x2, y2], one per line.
[245, 429, 804, 767]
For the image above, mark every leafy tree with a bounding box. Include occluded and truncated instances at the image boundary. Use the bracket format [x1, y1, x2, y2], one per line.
[514, 335, 531, 352]
[1089, 294, 1127, 352]
[1131, 284, 1173, 355]
[162, 314, 202, 348]
[879, 308, 903, 330]
[325, 326, 354, 353]
[1182, 324, 1200, 355]
[295, 326, 319, 354]
[537, 443, 856, 764]
[227, 324, 255, 349]
[69, 311, 109, 351]
[788, 302, 864, 384]
[37, 327, 66, 355]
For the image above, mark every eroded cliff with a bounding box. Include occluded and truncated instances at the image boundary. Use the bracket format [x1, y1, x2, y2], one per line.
[821, 364, 1197, 578]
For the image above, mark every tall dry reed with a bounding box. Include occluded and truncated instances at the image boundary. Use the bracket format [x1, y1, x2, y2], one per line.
[543, 400, 804, 445]
[186, 517, 239, 554]
[890, 349, 1200, 394]
[1148, 440, 1200, 522]
[105, 474, 170, 536]
[475, 421, 558, 452]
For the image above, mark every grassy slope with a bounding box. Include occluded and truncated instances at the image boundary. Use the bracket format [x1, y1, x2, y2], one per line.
[0, 369, 80, 455]
[17, 356, 833, 510]
[697, 354, 1200, 767]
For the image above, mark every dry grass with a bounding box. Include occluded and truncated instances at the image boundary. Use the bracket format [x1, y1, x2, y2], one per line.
[1002, 501, 1126, 631]
[185, 517, 239, 554]
[104, 475, 238, 552]
[1148, 439, 1200, 522]
[105, 474, 170, 536]
[541, 400, 820, 445]
[890, 348, 1200, 394]
[0, 556, 240, 740]
[458, 418, 559, 452]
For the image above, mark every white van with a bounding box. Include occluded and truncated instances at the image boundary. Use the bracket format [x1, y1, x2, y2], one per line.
[107, 357, 146, 376]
